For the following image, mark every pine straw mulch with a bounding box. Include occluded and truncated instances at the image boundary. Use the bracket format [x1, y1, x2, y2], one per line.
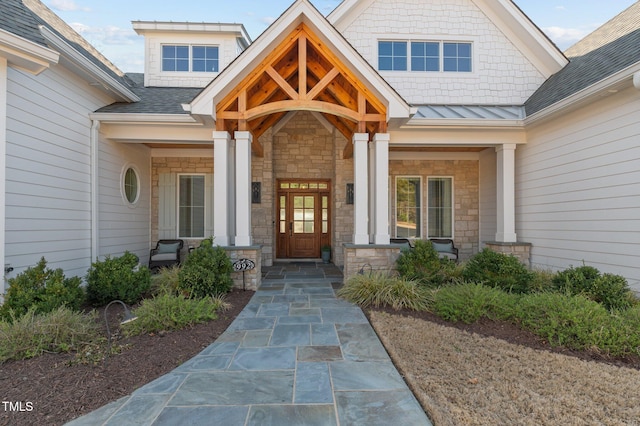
[367, 308, 640, 426]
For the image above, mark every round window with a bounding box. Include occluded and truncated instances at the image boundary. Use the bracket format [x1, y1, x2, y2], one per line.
[123, 167, 139, 204]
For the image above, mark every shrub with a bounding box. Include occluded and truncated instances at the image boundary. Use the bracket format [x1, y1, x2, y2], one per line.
[0, 258, 84, 321]
[432, 282, 516, 324]
[150, 265, 182, 296]
[337, 272, 430, 311]
[123, 294, 228, 336]
[462, 249, 533, 294]
[177, 238, 233, 298]
[553, 265, 634, 311]
[85, 252, 150, 306]
[396, 240, 458, 288]
[0, 307, 100, 363]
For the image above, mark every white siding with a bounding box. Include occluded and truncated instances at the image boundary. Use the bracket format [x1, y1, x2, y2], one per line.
[339, 0, 546, 105]
[98, 138, 151, 264]
[517, 88, 640, 291]
[5, 65, 113, 279]
[479, 147, 496, 246]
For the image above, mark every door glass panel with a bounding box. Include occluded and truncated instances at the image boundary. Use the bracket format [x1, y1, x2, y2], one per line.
[322, 195, 329, 234]
[280, 222, 286, 233]
[304, 210, 314, 221]
[304, 196, 314, 208]
[294, 197, 304, 208]
[304, 222, 314, 233]
[294, 209, 304, 221]
[294, 222, 304, 233]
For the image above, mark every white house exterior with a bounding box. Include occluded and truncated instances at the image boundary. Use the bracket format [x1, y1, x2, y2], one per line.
[1, 0, 639, 295]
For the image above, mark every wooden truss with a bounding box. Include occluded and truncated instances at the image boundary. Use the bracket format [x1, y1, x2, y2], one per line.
[216, 23, 387, 158]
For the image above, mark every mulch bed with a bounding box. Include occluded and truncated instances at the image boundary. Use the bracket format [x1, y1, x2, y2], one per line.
[0, 289, 254, 426]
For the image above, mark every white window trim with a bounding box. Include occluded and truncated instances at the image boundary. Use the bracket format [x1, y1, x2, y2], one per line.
[427, 176, 455, 239]
[120, 163, 140, 208]
[394, 175, 423, 239]
[160, 44, 220, 74]
[376, 37, 475, 75]
[177, 173, 207, 239]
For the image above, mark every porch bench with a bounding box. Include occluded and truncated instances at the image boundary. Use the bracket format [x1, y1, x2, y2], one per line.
[149, 239, 184, 271]
[429, 238, 458, 262]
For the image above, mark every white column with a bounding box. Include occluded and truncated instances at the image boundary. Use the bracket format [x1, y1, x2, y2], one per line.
[372, 133, 390, 245]
[234, 131, 252, 246]
[353, 133, 369, 244]
[0, 58, 7, 289]
[213, 131, 231, 246]
[496, 144, 517, 242]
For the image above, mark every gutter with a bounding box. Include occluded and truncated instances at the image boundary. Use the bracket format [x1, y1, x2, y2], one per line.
[526, 62, 640, 126]
[39, 26, 139, 103]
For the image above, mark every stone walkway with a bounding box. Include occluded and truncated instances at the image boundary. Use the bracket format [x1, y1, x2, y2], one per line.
[67, 276, 431, 425]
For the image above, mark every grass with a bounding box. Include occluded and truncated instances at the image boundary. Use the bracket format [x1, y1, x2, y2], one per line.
[337, 272, 430, 311]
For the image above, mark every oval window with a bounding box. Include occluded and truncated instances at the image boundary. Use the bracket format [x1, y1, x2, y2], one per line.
[123, 167, 139, 204]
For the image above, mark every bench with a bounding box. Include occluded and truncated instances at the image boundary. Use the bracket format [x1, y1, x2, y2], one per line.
[429, 238, 458, 261]
[149, 239, 184, 271]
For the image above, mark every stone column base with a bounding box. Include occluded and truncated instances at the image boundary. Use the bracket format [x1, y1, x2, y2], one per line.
[484, 242, 532, 268]
[224, 246, 262, 291]
[343, 244, 403, 282]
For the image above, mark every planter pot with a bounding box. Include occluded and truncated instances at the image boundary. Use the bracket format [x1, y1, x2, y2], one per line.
[321, 250, 330, 263]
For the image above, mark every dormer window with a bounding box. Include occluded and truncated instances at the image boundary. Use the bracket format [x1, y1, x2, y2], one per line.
[162, 45, 219, 73]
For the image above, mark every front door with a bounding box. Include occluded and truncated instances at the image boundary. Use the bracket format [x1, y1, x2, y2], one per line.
[277, 180, 330, 258]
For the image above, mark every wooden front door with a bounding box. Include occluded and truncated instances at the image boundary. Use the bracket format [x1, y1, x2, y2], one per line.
[277, 181, 330, 259]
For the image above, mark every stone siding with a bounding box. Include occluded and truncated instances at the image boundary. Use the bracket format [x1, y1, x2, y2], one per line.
[343, 245, 402, 282]
[225, 246, 262, 291]
[485, 242, 532, 268]
[390, 159, 479, 260]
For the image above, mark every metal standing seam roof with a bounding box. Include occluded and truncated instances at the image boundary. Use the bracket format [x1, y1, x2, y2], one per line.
[411, 105, 525, 121]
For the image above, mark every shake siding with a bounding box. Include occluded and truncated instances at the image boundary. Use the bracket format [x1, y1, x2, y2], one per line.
[5, 66, 112, 278]
[517, 88, 640, 290]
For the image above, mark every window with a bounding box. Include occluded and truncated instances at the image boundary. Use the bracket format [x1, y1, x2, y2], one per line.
[123, 167, 139, 204]
[379, 40, 472, 72]
[178, 175, 205, 238]
[378, 41, 407, 71]
[443, 43, 472, 72]
[396, 177, 421, 238]
[428, 177, 453, 238]
[162, 45, 219, 72]
[411, 42, 440, 72]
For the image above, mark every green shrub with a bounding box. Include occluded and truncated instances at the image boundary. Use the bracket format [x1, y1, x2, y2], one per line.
[337, 272, 430, 311]
[122, 294, 228, 336]
[0, 258, 84, 321]
[462, 249, 533, 294]
[150, 265, 182, 296]
[529, 268, 557, 293]
[432, 282, 516, 324]
[553, 265, 634, 311]
[0, 307, 100, 363]
[396, 240, 457, 288]
[513, 292, 610, 349]
[85, 252, 150, 306]
[177, 238, 233, 298]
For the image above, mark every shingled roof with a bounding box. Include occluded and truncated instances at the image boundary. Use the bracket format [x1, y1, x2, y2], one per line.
[525, 2, 640, 116]
[0, 0, 132, 91]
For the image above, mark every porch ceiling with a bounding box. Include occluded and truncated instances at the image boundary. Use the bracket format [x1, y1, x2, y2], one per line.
[215, 23, 387, 158]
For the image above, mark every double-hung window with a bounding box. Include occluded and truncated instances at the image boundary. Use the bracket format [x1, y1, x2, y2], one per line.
[162, 45, 219, 72]
[178, 175, 205, 238]
[427, 177, 453, 238]
[396, 177, 421, 238]
[379, 40, 472, 72]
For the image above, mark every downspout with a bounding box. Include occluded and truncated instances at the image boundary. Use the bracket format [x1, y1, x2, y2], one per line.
[0, 58, 7, 298]
[634, 71, 640, 90]
[90, 119, 100, 263]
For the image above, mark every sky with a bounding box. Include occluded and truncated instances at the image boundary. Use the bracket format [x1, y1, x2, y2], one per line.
[43, 0, 638, 73]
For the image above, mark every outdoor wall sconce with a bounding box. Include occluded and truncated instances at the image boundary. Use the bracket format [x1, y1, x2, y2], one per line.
[252, 182, 261, 204]
[346, 183, 354, 204]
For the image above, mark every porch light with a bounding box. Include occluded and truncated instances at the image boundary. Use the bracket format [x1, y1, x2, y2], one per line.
[346, 183, 354, 204]
[103, 300, 138, 364]
[252, 182, 261, 203]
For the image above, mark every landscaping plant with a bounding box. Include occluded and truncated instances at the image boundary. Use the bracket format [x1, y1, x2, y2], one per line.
[0, 257, 84, 321]
[122, 294, 229, 336]
[431, 282, 516, 324]
[462, 248, 534, 294]
[395, 239, 458, 288]
[177, 237, 233, 298]
[337, 271, 430, 311]
[150, 265, 182, 296]
[85, 252, 151, 305]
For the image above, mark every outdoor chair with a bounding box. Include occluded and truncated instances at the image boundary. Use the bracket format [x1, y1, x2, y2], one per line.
[429, 238, 459, 261]
[149, 239, 184, 271]
[390, 238, 413, 252]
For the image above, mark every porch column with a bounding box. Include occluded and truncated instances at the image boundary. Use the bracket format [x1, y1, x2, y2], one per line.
[496, 144, 517, 242]
[353, 133, 369, 244]
[213, 131, 231, 246]
[234, 131, 252, 246]
[372, 133, 390, 245]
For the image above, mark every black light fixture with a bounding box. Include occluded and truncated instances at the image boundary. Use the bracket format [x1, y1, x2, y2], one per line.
[252, 182, 261, 203]
[104, 300, 137, 364]
[346, 183, 354, 204]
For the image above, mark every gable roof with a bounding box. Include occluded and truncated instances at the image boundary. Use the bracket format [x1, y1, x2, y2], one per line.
[189, 0, 411, 121]
[329, 0, 567, 78]
[0, 0, 137, 101]
[525, 2, 640, 117]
